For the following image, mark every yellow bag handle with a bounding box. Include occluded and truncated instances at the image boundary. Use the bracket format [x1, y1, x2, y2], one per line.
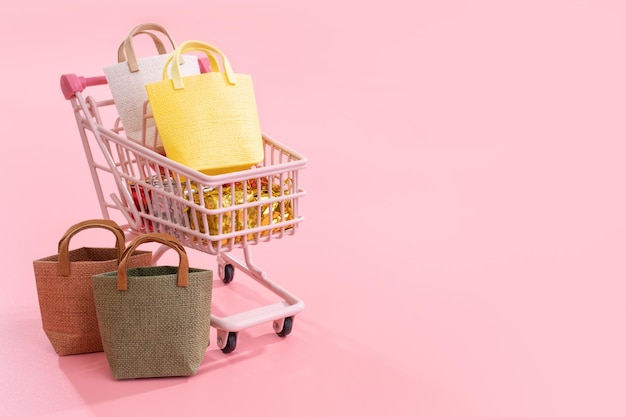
[164, 40, 238, 89]
[161, 45, 221, 79]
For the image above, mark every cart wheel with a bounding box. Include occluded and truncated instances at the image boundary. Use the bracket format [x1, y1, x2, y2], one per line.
[275, 316, 294, 338]
[222, 264, 235, 284]
[221, 332, 237, 354]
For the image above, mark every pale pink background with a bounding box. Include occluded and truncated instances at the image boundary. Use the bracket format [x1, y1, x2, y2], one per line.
[2, 0, 626, 416]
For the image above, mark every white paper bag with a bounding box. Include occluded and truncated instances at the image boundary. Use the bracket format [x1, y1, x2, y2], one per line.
[103, 23, 201, 153]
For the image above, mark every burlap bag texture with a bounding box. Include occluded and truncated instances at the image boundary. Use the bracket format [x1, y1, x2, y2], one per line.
[92, 234, 212, 380]
[33, 220, 152, 356]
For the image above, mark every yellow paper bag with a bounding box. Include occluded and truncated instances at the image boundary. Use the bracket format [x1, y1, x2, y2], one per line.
[145, 40, 264, 175]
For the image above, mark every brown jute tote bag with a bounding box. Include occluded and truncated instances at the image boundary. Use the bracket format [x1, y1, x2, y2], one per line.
[33, 219, 153, 356]
[92, 233, 212, 380]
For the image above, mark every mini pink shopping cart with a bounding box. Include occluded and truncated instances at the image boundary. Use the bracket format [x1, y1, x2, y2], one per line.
[60, 72, 307, 353]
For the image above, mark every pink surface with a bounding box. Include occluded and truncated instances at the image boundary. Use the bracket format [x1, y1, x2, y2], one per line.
[2, 0, 626, 416]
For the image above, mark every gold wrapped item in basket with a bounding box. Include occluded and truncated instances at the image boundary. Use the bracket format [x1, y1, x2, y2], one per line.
[186, 177, 294, 246]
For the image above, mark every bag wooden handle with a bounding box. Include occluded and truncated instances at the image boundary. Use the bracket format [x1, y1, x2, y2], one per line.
[121, 23, 177, 72]
[57, 219, 126, 277]
[116, 233, 189, 291]
[117, 30, 167, 63]
[165, 40, 238, 89]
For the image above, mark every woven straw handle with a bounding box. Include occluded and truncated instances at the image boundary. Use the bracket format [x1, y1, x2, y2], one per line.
[57, 219, 126, 277]
[118, 30, 167, 63]
[121, 23, 177, 72]
[166, 40, 237, 89]
[117, 233, 189, 291]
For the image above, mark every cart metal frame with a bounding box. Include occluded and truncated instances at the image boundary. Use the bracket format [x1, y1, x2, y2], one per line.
[60, 73, 306, 353]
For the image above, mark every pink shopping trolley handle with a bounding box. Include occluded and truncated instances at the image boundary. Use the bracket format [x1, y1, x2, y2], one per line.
[60, 74, 107, 100]
[60, 56, 209, 100]
[198, 56, 211, 73]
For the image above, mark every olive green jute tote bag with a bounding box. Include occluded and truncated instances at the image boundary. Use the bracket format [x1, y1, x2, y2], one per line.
[92, 233, 213, 380]
[33, 219, 152, 356]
